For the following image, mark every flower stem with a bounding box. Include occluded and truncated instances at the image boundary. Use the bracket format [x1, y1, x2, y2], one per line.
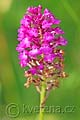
[39, 81, 46, 120]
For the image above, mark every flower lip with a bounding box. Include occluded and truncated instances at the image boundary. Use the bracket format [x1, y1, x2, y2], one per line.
[29, 67, 37, 75]
[43, 32, 54, 42]
[40, 46, 52, 55]
[29, 48, 39, 57]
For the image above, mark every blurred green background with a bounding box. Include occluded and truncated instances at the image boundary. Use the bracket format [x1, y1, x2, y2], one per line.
[0, 0, 80, 120]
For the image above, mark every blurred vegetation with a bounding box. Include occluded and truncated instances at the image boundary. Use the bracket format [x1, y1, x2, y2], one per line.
[0, 0, 80, 120]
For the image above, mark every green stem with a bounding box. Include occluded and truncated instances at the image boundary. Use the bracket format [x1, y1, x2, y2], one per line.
[39, 81, 46, 120]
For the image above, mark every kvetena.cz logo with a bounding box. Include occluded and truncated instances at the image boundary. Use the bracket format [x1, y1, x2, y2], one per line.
[4, 103, 76, 118]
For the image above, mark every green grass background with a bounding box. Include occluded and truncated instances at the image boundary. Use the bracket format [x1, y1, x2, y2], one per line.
[0, 0, 80, 120]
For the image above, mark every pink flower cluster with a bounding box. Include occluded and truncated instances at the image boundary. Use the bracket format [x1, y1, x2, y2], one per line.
[16, 5, 67, 90]
[16, 5, 67, 69]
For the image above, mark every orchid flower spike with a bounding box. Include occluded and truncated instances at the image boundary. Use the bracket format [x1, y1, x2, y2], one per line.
[16, 5, 68, 103]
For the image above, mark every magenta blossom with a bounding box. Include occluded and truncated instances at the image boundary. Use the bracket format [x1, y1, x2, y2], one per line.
[16, 5, 68, 91]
